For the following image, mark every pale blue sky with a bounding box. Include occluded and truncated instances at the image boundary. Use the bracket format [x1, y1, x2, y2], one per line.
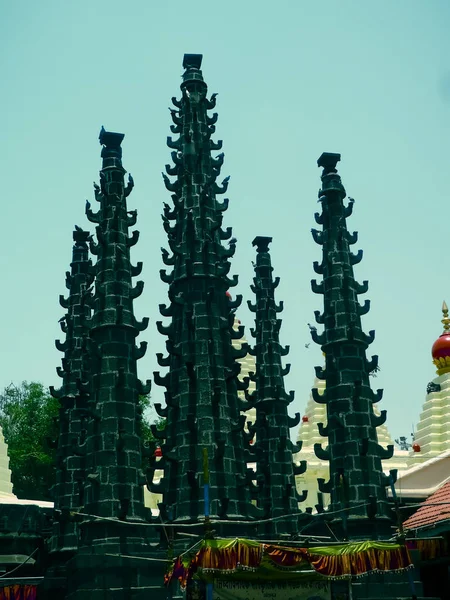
[1, 0, 450, 443]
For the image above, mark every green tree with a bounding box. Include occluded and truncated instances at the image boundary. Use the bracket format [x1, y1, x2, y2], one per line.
[0, 382, 162, 501]
[0, 382, 59, 500]
[139, 393, 165, 454]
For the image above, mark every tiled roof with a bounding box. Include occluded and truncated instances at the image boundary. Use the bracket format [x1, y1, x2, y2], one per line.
[403, 480, 450, 531]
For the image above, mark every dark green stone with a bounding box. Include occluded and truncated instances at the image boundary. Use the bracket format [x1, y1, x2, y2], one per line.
[311, 154, 395, 536]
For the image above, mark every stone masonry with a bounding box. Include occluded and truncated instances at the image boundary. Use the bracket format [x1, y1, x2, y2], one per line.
[150, 54, 256, 525]
[248, 236, 307, 537]
[47, 227, 93, 596]
[310, 153, 395, 539]
[65, 129, 159, 600]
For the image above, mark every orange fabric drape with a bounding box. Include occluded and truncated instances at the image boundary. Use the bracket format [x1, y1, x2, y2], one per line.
[165, 539, 413, 587]
[199, 540, 262, 572]
[0, 586, 37, 600]
[412, 538, 449, 561]
[263, 544, 308, 568]
[165, 539, 263, 587]
[265, 542, 411, 577]
[306, 545, 410, 577]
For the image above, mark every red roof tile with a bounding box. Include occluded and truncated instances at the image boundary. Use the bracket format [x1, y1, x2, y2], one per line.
[403, 480, 450, 531]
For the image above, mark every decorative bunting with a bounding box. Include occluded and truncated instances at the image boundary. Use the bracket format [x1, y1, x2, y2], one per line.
[165, 538, 413, 588]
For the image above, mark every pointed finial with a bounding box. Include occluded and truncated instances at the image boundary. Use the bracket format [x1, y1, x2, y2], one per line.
[182, 54, 206, 86]
[317, 152, 346, 196]
[252, 236, 272, 252]
[73, 225, 90, 245]
[183, 54, 203, 70]
[99, 127, 124, 148]
[317, 152, 340, 173]
[442, 300, 450, 332]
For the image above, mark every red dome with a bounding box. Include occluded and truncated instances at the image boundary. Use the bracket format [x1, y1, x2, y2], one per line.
[431, 302, 450, 374]
[432, 333, 450, 361]
[412, 443, 421, 453]
[302, 415, 309, 423]
[154, 446, 162, 458]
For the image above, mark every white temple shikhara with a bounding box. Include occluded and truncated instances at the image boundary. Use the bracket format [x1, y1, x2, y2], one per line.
[414, 301, 450, 456]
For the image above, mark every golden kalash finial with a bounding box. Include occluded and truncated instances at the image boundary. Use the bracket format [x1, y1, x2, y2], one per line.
[442, 300, 450, 332]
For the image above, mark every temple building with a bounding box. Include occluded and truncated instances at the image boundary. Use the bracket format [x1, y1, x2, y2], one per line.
[414, 301, 450, 456]
[393, 301, 450, 505]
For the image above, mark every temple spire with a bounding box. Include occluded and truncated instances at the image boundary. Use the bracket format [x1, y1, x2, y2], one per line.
[82, 128, 151, 522]
[49, 226, 93, 565]
[310, 153, 395, 538]
[152, 55, 255, 524]
[66, 129, 157, 599]
[248, 236, 306, 536]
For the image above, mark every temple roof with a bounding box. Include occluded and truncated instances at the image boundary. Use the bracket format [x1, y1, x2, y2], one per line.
[392, 450, 450, 500]
[403, 478, 450, 532]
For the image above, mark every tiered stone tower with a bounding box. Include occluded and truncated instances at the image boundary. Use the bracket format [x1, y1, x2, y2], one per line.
[310, 153, 395, 538]
[66, 129, 157, 599]
[150, 54, 255, 524]
[47, 227, 93, 594]
[248, 236, 306, 536]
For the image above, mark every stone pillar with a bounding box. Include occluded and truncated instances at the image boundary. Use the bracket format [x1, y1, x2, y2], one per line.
[66, 129, 159, 600]
[151, 54, 255, 526]
[310, 153, 395, 539]
[46, 227, 93, 597]
[248, 236, 307, 537]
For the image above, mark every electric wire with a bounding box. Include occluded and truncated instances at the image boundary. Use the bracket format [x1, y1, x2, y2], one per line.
[0, 548, 39, 579]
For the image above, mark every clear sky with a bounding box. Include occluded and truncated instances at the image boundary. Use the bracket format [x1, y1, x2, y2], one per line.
[1, 0, 450, 444]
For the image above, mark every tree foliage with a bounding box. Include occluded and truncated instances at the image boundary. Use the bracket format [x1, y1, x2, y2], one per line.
[0, 382, 59, 500]
[0, 382, 161, 501]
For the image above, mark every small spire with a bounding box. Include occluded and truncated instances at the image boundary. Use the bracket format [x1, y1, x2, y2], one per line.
[442, 300, 450, 332]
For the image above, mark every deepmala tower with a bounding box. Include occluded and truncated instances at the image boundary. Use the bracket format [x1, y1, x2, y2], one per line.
[310, 153, 396, 540]
[248, 236, 306, 536]
[61, 129, 158, 599]
[151, 54, 258, 525]
[147, 54, 306, 544]
[46, 227, 93, 596]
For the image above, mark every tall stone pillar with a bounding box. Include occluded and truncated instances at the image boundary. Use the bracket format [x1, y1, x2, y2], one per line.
[248, 236, 307, 537]
[150, 55, 256, 527]
[310, 153, 395, 539]
[47, 227, 93, 596]
[66, 129, 158, 600]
